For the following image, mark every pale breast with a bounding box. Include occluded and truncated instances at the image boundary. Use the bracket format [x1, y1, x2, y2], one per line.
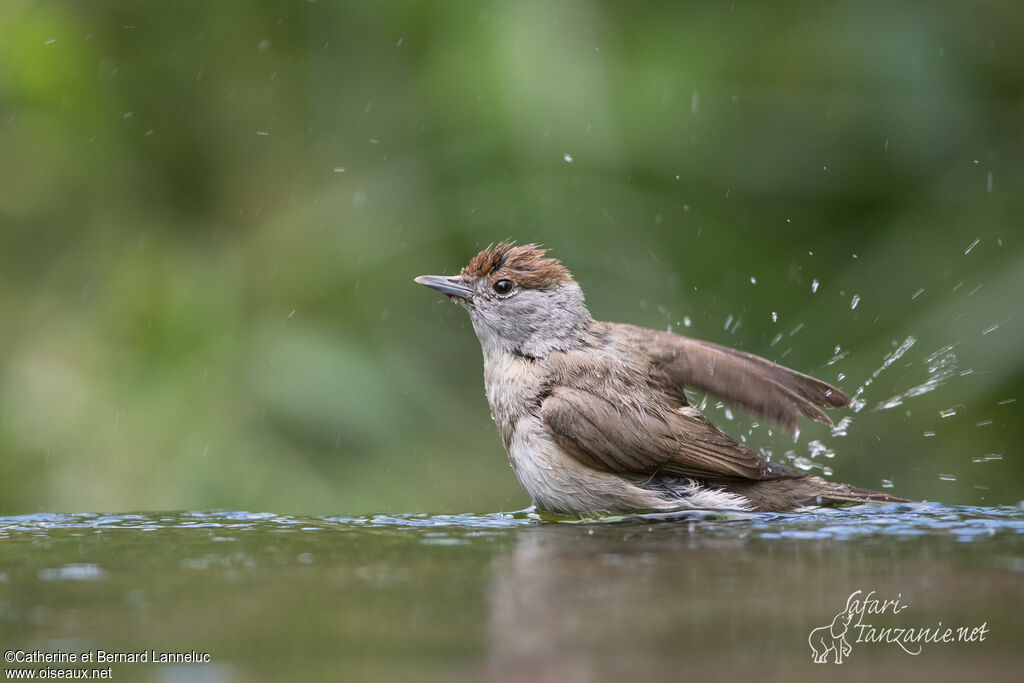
[482, 350, 543, 449]
[506, 416, 676, 514]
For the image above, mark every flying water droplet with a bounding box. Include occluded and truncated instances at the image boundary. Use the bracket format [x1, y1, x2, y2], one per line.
[874, 345, 957, 411]
[849, 336, 918, 411]
[811, 279, 819, 293]
[830, 416, 852, 437]
[563, 153, 573, 163]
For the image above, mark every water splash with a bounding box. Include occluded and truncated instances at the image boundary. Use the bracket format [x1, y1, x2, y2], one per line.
[874, 345, 958, 411]
[830, 416, 853, 437]
[849, 336, 917, 412]
[784, 440, 834, 475]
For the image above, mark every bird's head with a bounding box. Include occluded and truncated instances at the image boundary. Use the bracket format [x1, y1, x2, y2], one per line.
[415, 241, 592, 358]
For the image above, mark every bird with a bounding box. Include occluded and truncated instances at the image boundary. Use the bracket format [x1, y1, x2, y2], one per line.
[415, 241, 908, 514]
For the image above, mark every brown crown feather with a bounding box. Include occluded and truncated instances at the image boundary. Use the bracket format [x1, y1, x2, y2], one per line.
[461, 241, 574, 289]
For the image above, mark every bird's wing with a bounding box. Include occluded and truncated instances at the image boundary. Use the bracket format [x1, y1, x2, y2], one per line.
[612, 323, 849, 432]
[540, 385, 801, 482]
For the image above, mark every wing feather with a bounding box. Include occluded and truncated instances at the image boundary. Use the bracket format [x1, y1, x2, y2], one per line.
[612, 323, 848, 431]
[540, 386, 801, 482]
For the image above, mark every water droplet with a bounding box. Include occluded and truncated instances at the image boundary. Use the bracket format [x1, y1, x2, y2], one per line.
[911, 288, 924, 299]
[563, 153, 573, 163]
[938, 473, 957, 482]
[811, 279, 819, 293]
[881, 479, 894, 488]
[258, 38, 271, 52]
[333, 167, 346, 173]
[749, 276, 757, 284]
[771, 311, 777, 323]
[831, 417, 852, 437]
[964, 238, 980, 254]
[682, 316, 692, 328]
[850, 294, 860, 310]
[874, 344, 957, 411]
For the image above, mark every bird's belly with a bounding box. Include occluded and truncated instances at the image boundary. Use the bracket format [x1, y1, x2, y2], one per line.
[505, 418, 671, 515]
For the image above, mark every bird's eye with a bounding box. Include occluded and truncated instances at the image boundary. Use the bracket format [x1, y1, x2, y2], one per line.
[492, 279, 515, 296]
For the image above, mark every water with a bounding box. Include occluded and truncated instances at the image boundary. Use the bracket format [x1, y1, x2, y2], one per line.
[1, 504, 1021, 681]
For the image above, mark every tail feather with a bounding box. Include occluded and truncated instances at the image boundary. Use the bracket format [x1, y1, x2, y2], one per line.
[722, 476, 910, 513]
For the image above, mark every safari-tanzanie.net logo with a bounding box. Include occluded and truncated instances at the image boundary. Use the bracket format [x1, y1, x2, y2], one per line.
[808, 590, 989, 663]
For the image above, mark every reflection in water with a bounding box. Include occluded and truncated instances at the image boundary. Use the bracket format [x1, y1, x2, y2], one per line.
[485, 506, 1023, 682]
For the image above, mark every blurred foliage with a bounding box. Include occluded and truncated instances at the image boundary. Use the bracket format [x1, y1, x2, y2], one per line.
[0, 0, 1021, 514]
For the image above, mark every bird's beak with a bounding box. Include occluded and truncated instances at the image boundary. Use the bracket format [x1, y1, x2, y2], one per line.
[414, 274, 474, 301]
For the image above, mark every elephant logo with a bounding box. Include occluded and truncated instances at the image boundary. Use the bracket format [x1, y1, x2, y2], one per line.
[808, 592, 859, 663]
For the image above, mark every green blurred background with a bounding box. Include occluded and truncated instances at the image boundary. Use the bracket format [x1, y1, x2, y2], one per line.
[1, 0, 1021, 515]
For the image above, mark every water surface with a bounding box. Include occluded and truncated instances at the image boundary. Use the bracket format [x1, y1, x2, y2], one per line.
[1, 503, 1021, 681]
